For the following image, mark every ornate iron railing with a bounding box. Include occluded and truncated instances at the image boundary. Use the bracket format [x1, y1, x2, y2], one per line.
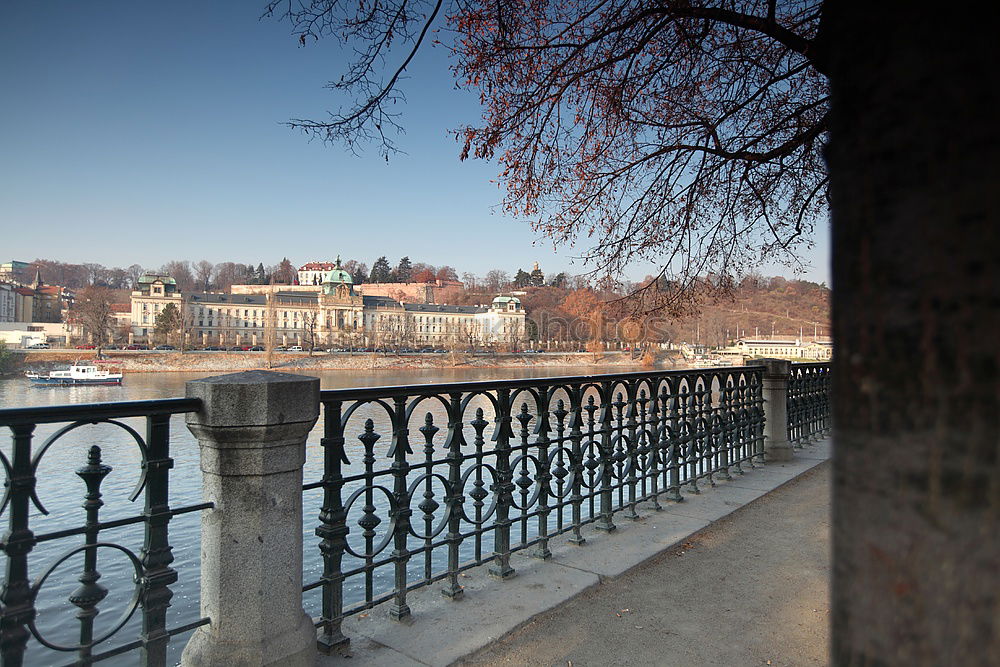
[0, 399, 211, 666]
[787, 362, 832, 446]
[304, 367, 766, 649]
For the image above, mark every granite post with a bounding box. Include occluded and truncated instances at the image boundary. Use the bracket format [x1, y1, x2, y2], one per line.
[181, 370, 319, 667]
[759, 359, 793, 462]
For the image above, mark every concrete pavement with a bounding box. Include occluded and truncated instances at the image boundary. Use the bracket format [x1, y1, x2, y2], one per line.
[464, 462, 831, 666]
[320, 439, 831, 666]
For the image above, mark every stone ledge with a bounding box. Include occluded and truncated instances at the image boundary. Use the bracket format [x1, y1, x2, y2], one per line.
[318, 435, 832, 667]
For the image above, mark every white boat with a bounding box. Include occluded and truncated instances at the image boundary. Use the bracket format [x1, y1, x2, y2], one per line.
[25, 363, 124, 386]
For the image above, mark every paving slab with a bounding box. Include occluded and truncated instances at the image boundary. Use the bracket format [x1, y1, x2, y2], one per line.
[658, 483, 771, 521]
[326, 555, 601, 666]
[545, 512, 710, 579]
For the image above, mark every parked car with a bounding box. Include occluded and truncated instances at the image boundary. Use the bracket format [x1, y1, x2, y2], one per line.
[248, 345, 265, 351]
[287, 345, 303, 352]
[26, 342, 50, 349]
[75, 344, 96, 349]
[155, 345, 176, 350]
[274, 345, 288, 351]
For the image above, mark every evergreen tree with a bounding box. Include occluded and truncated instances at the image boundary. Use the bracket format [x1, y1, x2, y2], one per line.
[513, 269, 531, 288]
[154, 303, 184, 344]
[256, 262, 267, 284]
[395, 256, 413, 283]
[245, 264, 257, 284]
[548, 272, 568, 288]
[369, 256, 392, 283]
[529, 264, 545, 287]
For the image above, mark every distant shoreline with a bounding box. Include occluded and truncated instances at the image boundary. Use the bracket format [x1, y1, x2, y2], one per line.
[9, 350, 674, 374]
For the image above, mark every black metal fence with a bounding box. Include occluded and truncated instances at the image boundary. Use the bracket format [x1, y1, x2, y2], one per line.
[0, 399, 211, 667]
[3, 362, 832, 663]
[787, 363, 832, 446]
[304, 367, 768, 649]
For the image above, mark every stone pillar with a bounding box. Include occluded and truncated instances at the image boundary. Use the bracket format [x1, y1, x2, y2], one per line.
[758, 358, 792, 462]
[181, 371, 319, 667]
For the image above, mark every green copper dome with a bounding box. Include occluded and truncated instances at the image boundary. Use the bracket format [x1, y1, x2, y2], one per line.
[321, 256, 353, 285]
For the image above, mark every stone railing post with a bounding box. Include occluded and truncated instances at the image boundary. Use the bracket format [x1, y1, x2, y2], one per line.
[759, 359, 793, 462]
[181, 370, 319, 666]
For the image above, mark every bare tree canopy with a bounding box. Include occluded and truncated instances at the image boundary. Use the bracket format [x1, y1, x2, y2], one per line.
[72, 286, 115, 355]
[265, 0, 829, 313]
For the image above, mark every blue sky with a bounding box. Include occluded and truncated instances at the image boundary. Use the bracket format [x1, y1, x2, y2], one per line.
[0, 2, 829, 285]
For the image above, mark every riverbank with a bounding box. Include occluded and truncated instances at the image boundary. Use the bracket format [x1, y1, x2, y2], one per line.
[9, 349, 682, 374]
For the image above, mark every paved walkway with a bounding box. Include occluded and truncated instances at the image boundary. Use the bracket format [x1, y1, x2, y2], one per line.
[323, 439, 831, 666]
[464, 462, 831, 666]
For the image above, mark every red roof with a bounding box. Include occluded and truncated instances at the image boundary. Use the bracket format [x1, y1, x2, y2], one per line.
[299, 262, 337, 271]
[15, 287, 34, 295]
[111, 304, 131, 313]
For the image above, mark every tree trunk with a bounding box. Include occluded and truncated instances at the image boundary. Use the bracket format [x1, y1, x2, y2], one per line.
[827, 2, 999, 663]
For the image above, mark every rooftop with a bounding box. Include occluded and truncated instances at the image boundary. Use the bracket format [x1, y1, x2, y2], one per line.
[299, 261, 339, 271]
[187, 293, 266, 305]
[137, 273, 176, 285]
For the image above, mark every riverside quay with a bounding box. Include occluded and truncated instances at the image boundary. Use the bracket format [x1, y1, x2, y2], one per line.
[0, 361, 830, 665]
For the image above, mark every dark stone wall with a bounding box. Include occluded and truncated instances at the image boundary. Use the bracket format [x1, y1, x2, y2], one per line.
[826, 2, 999, 663]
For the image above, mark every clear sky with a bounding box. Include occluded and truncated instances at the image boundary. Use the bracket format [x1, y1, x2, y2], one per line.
[0, 2, 830, 285]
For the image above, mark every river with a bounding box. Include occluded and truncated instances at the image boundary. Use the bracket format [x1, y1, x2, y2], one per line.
[1, 365, 644, 665]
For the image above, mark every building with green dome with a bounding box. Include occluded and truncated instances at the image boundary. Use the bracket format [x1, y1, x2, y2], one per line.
[129, 267, 527, 349]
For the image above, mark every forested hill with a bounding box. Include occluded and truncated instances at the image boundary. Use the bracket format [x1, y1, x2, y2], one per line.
[673, 276, 831, 346]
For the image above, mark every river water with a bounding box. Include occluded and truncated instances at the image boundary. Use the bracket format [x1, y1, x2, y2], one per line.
[1, 365, 642, 665]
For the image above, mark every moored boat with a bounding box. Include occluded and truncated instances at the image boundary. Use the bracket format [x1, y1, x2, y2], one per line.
[25, 363, 124, 386]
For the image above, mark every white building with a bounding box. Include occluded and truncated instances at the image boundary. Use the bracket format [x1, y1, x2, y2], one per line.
[129, 269, 527, 348]
[0, 282, 14, 323]
[129, 273, 183, 341]
[727, 338, 833, 360]
[297, 260, 341, 286]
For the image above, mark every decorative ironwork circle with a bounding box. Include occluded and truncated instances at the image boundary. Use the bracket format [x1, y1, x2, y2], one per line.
[405, 472, 452, 540]
[457, 462, 499, 525]
[27, 542, 143, 652]
[342, 483, 397, 559]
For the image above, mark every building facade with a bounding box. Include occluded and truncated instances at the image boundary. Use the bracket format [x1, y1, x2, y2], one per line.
[0, 283, 14, 323]
[297, 261, 341, 286]
[727, 338, 833, 360]
[0, 261, 30, 283]
[129, 273, 183, 340]
[130, 269, 526, 348]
